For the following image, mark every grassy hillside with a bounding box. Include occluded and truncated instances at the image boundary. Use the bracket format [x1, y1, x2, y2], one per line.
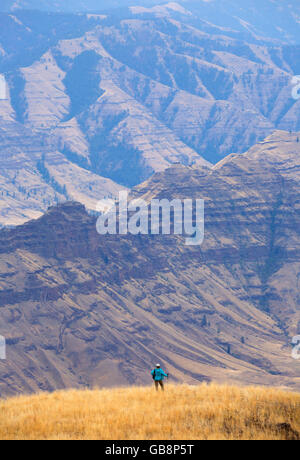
[0, 384, 299, 440]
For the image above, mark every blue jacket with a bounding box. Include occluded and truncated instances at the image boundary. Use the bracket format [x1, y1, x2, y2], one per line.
[151, 368, 168, 381]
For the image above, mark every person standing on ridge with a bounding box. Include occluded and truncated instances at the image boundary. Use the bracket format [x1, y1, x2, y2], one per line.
[151, 364, 168, 391]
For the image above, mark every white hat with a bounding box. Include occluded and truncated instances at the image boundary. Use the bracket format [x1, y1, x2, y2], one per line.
[156, 363, 160, 367]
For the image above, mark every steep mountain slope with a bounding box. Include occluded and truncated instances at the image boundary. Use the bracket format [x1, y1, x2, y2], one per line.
[0, 117, 127, 227]
[0, 13, 130, 227]
[0, 131, 299, 397]
[0, 3, 299, 226]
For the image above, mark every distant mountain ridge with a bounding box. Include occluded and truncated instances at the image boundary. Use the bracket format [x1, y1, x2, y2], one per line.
[0, 0, 157, 14]
[0, 2, 299, 226]
[1, 0, 300, 47]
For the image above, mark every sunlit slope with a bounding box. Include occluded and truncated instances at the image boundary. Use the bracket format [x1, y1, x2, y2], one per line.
[0, 384, 299, 440]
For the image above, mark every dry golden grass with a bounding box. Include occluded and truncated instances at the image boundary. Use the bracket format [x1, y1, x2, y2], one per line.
[0, 383, 299, 440]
